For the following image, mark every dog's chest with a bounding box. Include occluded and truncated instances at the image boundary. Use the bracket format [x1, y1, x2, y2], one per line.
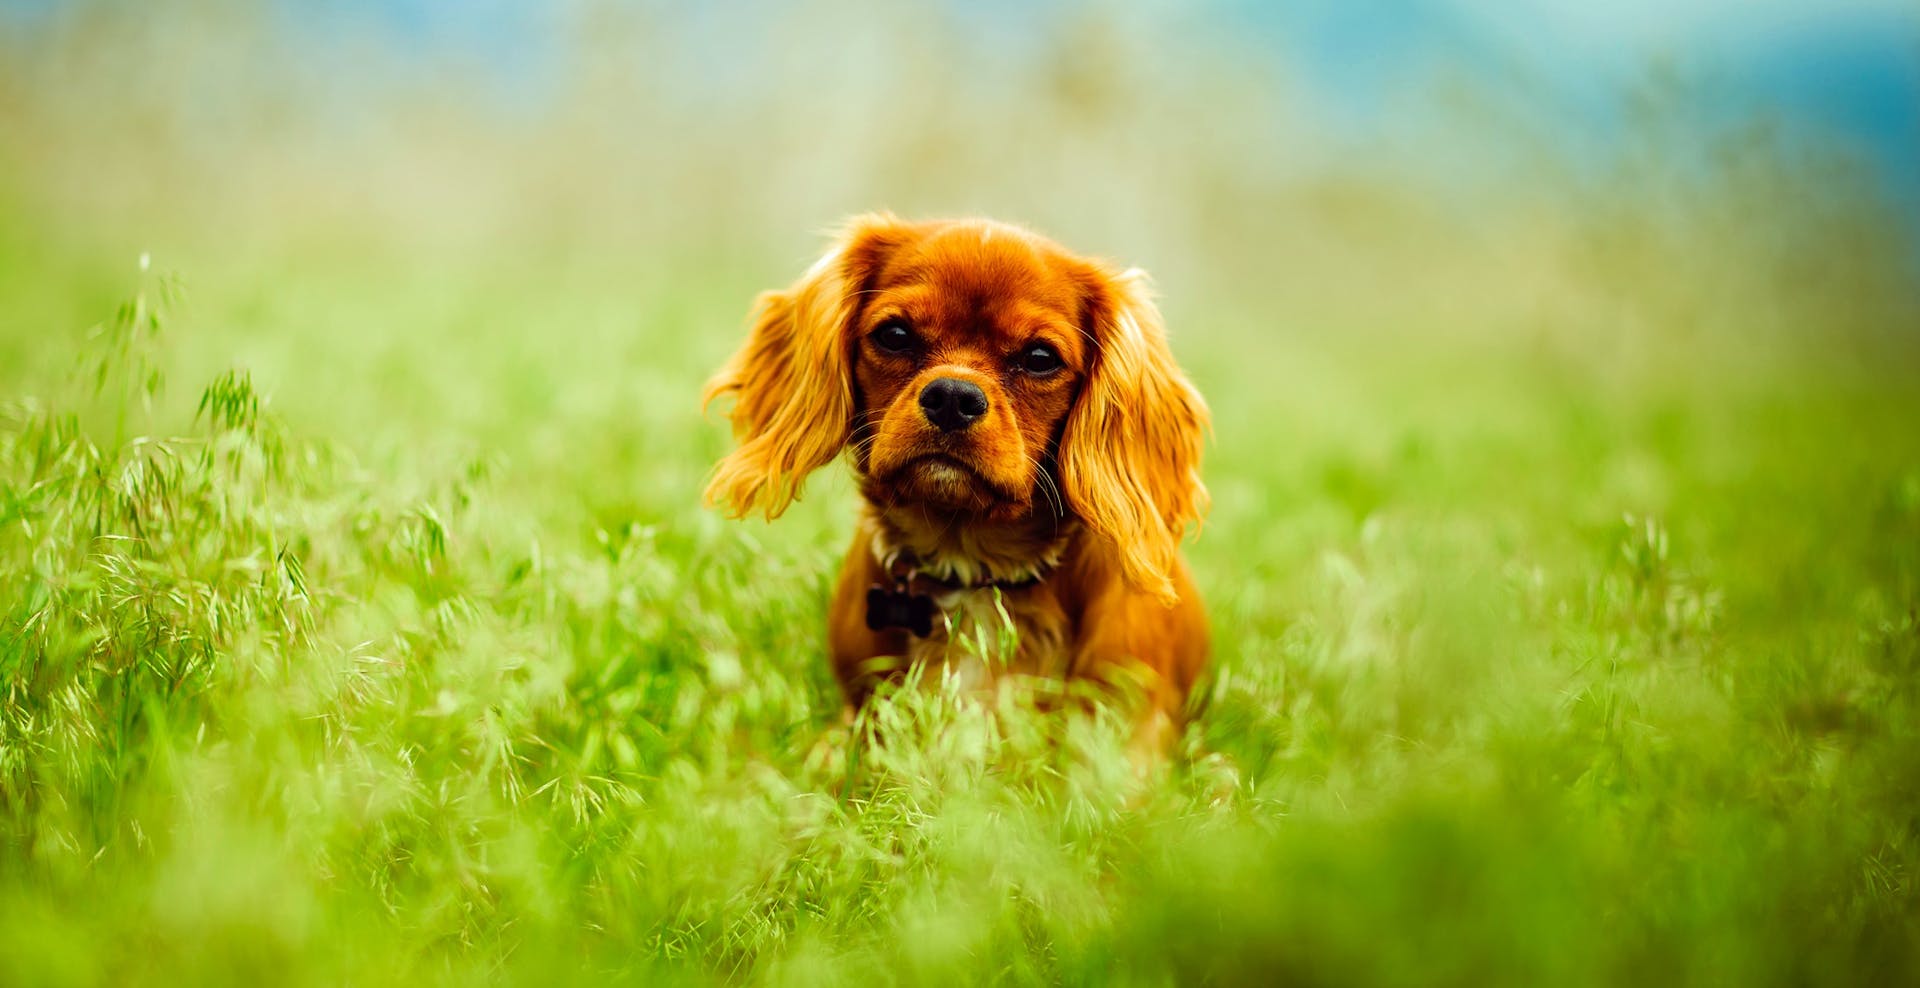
[906, 586, 1073, 692]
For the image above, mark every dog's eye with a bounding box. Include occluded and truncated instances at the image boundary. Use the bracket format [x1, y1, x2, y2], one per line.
[1017, 343, 1063, 376]
[870, 320, 918, 355]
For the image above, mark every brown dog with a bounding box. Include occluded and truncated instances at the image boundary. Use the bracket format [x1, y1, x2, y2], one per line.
[704, 214, 1209, 760]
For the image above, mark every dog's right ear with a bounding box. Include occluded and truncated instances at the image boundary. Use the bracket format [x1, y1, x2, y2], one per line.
[1057, 263, 1210, 604]
[703, 212, 914, 518]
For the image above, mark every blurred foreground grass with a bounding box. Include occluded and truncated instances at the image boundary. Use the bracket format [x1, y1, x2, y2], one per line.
[4, 7, 1920, 985]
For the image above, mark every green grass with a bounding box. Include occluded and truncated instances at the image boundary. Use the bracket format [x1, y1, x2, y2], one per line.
[3, 115, 1920, 985]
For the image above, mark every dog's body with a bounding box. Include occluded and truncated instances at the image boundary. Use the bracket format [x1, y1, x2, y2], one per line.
[828, 505, 1210, 756]
[705, 214, 1209, 758]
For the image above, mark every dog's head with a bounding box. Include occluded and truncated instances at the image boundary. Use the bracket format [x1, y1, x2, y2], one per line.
[704, 213, 1208, 599]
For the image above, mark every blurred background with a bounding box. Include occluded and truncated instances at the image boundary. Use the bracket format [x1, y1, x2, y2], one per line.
[4, 0, 1917, 334]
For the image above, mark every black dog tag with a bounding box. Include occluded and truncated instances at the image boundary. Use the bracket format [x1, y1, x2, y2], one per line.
[865, 585, 936, 637]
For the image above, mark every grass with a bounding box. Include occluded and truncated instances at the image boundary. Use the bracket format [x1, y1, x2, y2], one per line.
[2, 18, 1920, 980]
[1, 209, 1915, 986]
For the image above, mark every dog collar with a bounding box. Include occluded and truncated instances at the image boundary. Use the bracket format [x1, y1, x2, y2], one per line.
[863, 551, 1049, 638]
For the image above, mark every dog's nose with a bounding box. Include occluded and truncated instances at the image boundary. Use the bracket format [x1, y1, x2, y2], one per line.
[919, 377, 989, 432]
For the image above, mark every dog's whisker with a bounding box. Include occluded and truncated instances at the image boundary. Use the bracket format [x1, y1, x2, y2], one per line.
[1029, 454, 1066, 522]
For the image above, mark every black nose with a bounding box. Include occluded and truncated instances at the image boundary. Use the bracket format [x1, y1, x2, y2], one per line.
[919, 377, 989, 432]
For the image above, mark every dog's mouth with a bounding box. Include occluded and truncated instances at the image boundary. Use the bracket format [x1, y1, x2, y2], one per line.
[905, 453, 992, 488]
[884, 453, 1020, 508]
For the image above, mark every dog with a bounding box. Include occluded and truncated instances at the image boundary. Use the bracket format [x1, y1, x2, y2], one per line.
[703, 214, 1209, 763]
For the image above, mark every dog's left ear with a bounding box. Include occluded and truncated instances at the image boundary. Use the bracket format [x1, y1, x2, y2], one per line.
[1059, 264, 1211, 603]
[704, 213, 914, 518]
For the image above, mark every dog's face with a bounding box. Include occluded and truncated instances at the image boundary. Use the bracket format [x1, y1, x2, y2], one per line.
[850, 224, 1089, 521]
[704, 214, 1208, 600]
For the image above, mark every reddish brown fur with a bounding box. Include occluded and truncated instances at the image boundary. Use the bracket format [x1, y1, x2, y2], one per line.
[704, 214, 1210, 762]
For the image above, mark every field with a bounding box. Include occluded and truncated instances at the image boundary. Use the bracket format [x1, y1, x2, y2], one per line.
[4, 7, 1920, 986]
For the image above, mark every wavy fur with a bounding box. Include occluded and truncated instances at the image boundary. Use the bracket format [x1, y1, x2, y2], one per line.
[702, 213, 906, 517]
[1059, 266, 1211, 602]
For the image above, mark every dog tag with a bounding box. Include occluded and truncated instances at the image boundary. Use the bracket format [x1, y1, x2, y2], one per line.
[865, 585, 936, 637]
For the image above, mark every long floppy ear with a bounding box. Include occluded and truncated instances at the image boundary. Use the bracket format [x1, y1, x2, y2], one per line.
[703, 213, 911, 518]
[1058, 265, 1211, 603]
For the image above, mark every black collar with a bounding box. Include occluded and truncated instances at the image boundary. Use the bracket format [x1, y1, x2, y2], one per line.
[863, 551, 1053, 638]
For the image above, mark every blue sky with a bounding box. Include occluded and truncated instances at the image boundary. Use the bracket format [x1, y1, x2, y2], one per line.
[1240, 2, 1919, 205]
